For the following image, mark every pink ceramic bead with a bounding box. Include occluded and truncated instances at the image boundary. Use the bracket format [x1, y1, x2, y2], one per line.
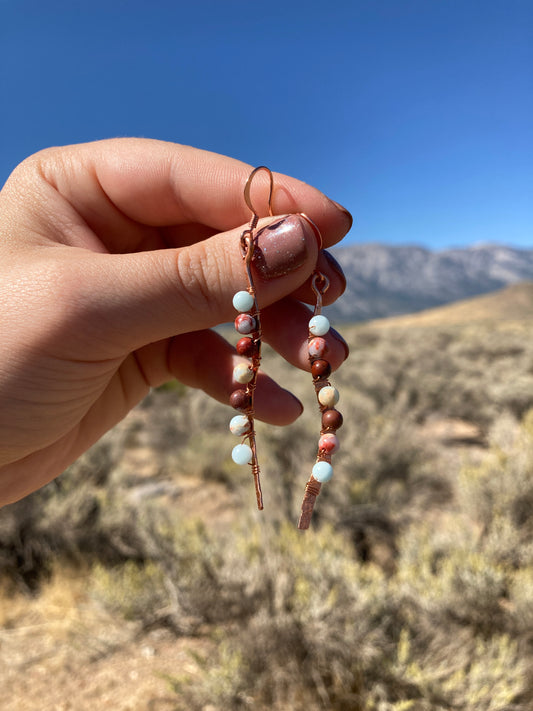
[308, 337, 327, 359]
[318, 433, 340, 454]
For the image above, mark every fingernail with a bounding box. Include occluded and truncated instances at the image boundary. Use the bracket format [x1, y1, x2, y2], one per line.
[322, 250, 347, 294]
[328, 199, 353, 231]
[331, 327, 350, 360]
[254, 215, 312, 279]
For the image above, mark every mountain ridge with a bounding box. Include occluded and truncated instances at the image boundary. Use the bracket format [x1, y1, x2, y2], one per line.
[326, 243, 533, 322]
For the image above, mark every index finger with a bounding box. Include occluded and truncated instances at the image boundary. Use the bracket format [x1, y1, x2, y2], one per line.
[35, 138, 352, 248]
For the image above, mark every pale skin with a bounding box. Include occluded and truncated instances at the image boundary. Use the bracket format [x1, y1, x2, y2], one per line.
[0, 138, 351, 505]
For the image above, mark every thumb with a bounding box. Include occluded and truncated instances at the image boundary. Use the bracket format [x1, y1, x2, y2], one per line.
[67, 214, 320, 356]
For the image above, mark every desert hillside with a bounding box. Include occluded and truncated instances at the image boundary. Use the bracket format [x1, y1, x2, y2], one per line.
[368, 281, 533, 328]
[2, 286, 533, 710]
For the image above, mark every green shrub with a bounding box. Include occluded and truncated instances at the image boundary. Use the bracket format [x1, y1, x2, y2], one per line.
[164, 520, 533, 710]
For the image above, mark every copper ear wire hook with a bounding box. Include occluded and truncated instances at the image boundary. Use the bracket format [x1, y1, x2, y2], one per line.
[311, 272, 330, 317]
[244, 169, 323, 253]
[243, 166, 275, 226]
[241, 166, 275, 274]
[299, 214, 329, 317]
[298, 212, 324, 251]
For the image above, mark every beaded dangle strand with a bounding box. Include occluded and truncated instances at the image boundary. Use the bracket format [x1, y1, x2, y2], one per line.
[228, 166, 274, 510]
[228, 166, 344, 526]
[298, 271, 343, 530]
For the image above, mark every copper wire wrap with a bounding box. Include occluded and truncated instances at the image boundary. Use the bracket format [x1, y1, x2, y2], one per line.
[238, 167, 275, 510]
[298, 477, 322, 530]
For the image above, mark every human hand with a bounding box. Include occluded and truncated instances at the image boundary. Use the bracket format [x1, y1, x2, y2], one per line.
[0, 138, 351, 504]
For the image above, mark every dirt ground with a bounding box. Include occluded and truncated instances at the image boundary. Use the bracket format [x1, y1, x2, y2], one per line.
[1, 569, 209, 711]
[0, 461, 235, 711]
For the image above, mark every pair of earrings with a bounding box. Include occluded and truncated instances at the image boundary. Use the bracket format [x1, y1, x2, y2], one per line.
[228, 167, 343, 530]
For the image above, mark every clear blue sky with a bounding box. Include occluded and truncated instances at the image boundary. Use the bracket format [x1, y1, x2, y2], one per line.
[1, 0, 531, 249]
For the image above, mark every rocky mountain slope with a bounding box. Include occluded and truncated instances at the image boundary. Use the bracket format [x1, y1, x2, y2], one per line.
[326, 243, 533, 322]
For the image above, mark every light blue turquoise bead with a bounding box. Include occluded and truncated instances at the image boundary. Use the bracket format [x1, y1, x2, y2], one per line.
[232, 443, 253, 465]
[233, 290, 255, 313]
[312, 461, 333, 483]
[309, 315, 330, 336]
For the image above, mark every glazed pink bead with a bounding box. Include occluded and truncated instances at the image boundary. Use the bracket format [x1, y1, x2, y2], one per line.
[235, 313, 256, 334]
[318, 433, 340, 454]
[308, 337, 327, 359]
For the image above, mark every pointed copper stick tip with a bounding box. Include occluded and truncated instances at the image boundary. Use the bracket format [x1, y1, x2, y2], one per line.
[297, 477, 322, 530]
[254, 469, 264, 510]
[251, 453, 263, 510]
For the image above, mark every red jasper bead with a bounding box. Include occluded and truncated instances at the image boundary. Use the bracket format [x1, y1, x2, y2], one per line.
[321, 409, 343, 431]
[229, 389, 251, 411]
[236, 337, 255, 358]
[311, 359, 331, 379]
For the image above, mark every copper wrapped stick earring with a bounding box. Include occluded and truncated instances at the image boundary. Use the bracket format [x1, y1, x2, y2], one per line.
[228, 166, 274, 511]
[229, 166, 344, 527]
[297, 266, 343, 530]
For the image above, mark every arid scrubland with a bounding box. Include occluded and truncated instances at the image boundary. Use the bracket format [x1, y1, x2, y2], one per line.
[2, 308, 533, 710]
